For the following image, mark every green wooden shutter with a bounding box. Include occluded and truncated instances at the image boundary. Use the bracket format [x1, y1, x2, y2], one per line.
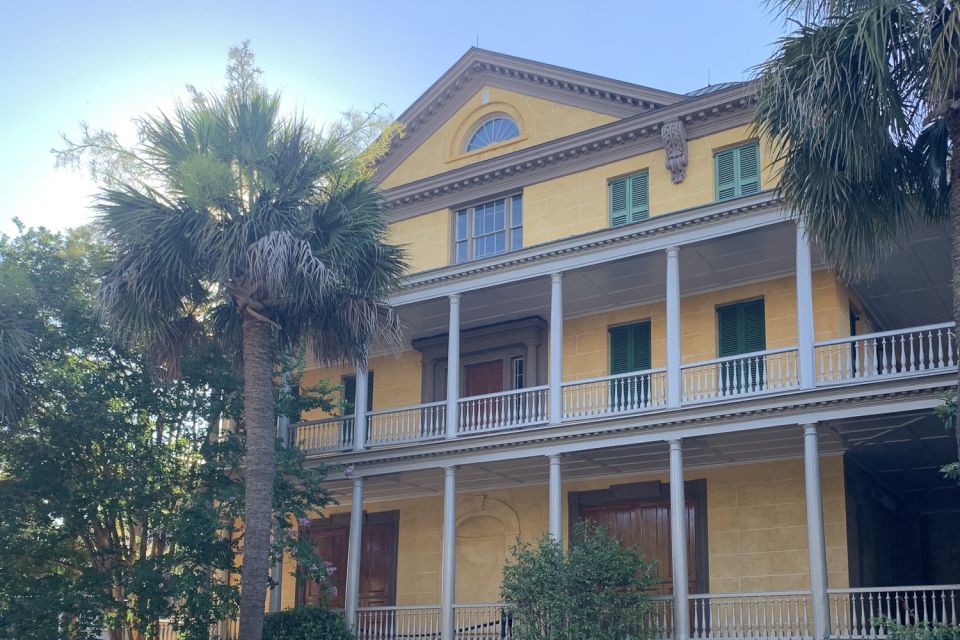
[740, 299, 765, 353]
[716, 143, 761, 201]
[738, 142, 760, 196]
[609, 172, 649, 226]
[609, 178, 629, 226]
[717, 300, 766, 356]
[609, 322, 651, 374]
[715, 148, 737, 201]
[629, 172, 649, 223]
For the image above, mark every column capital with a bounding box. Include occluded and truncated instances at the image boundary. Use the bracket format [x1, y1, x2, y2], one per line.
[449, 293, 461, 304]
[801, 422, 818, 435]
[443, 465, 458, 475]
[669, 438, 683, 450]
[666, 245, 680, 258]
[550, 272, 564, 285]
[352, 476, 366, 488]
[547, 453, 562, 463]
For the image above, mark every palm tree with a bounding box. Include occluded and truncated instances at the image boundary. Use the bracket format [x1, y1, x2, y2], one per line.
[754, 0, 960, 458]
[92, 65, 405, 639]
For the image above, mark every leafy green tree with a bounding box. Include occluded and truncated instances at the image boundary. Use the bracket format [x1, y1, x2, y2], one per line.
[55, 42, 405, 639]
[0, 226, 336, 639]
[754, 0, 960, 458]
[501, 522, 659, 640]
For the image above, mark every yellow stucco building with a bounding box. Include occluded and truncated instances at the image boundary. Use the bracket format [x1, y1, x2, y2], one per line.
[264, 49, 958, 640]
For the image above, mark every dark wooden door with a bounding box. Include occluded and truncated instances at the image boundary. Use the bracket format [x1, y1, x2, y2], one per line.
[579, 497, 697, 597]
[464, 360, 504, 396]
[299, 511, 399, 608]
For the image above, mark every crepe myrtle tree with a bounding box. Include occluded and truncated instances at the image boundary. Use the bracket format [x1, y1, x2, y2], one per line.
[754, 0, 960, 459]
[55, 43, 406, 640]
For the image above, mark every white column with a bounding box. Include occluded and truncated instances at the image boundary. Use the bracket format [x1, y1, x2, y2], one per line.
[353, 364, 368, 451]
[803, 423, 830, 640]
[548, 454, 562, 542]
[549, 273, 564, 424]
[446, 294, 461, 439]
[666, 246, 682, 407]
[669, 439, 690, 640]
[796, 220, 815, 389]
[440, 466, 457, 640]
[345, 476, 364, 631]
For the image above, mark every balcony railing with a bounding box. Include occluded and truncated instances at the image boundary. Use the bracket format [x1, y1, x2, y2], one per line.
[290, 415, 353, 452]
[356, 605, 442, 640]
[562, 369, 667, 419]
[454, 603, 513, 640]
[648, 594, 675, 640]
[458, 386, 549, 434]
[367, 401, 446, 446]
[816, 322, 956, 386]
[291, 323, 956, 454]
[829, 585, 960, 638]
[690, 590, 813, 639]
[681, 347, 800, 404]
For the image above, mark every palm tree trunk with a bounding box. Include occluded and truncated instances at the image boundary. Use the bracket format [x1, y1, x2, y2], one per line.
[237, 313, 276, 640]
[951, 116, 960, 462]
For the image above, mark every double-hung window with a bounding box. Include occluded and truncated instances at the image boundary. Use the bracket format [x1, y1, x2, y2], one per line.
[608, 321, 653, 408]
[342, 372, 374, 414]
[608, 171, 649, 226]
[715, 141, 760, 201]
[454, 195, 523, 263]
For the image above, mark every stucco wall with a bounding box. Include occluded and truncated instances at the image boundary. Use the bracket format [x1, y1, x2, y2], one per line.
[279, 456, 848, 608]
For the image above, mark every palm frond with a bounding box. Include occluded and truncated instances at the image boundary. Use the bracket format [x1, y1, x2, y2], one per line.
[755, 0, 936, 280]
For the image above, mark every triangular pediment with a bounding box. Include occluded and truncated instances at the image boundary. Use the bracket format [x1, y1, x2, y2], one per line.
[375, 48, 686, 188]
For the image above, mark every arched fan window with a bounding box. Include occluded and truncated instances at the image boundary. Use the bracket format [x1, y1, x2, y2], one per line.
[465, 116, 520, 151]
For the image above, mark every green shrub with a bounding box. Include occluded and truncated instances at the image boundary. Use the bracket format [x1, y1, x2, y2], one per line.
[501, 521, 659, 640]
[875, 619, 960, 640]
[261, 607, 353, 640]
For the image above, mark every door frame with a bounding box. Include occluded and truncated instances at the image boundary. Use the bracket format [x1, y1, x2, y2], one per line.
[296, 510, 400, 607]
[567, 479, 709, 595]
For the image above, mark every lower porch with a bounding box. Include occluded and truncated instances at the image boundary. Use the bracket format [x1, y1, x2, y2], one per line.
[281, 410, 960, 640]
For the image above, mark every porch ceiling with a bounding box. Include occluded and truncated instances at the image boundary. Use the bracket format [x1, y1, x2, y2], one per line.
[851, 219, 951, 330]
[321, 408, 955, 508]
[394, 222, 820, 344]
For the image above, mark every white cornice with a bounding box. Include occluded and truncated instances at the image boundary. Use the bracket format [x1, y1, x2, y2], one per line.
[313, 375, 950, 479]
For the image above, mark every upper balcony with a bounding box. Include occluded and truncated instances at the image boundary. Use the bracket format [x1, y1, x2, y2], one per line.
[291, 195, 953, 459]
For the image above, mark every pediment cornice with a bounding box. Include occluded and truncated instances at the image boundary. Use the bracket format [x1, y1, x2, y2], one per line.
[374, 48, 687, 184]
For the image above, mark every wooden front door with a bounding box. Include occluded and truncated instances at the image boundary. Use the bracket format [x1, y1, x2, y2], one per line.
[569, 480, 707, 598]
[579, 497, 697, 596]
[464, 360, 504, 396]
[299, 511, 399, 608]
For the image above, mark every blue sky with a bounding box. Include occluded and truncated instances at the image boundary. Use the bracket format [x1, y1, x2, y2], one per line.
[0, 1, 787, 235]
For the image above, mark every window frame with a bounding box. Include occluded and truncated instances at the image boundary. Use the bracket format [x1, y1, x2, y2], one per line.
[453, 193, 523, 264]
[464, 115, 521, 152]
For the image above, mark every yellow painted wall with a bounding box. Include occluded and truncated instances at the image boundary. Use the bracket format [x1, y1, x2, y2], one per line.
[299, 349, 423, 421]
[390, 209, 451, 274]
[285, 456, 848, 606]
[299, 271, 853, 408]
[386, 124, 778, 276]
[561, 270, 848, 381]
[524, 124, 778, 247]
[379, 86, 618, 190]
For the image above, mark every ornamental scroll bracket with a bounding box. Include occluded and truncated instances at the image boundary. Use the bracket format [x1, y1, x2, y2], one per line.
[661, 119, 688, 183]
